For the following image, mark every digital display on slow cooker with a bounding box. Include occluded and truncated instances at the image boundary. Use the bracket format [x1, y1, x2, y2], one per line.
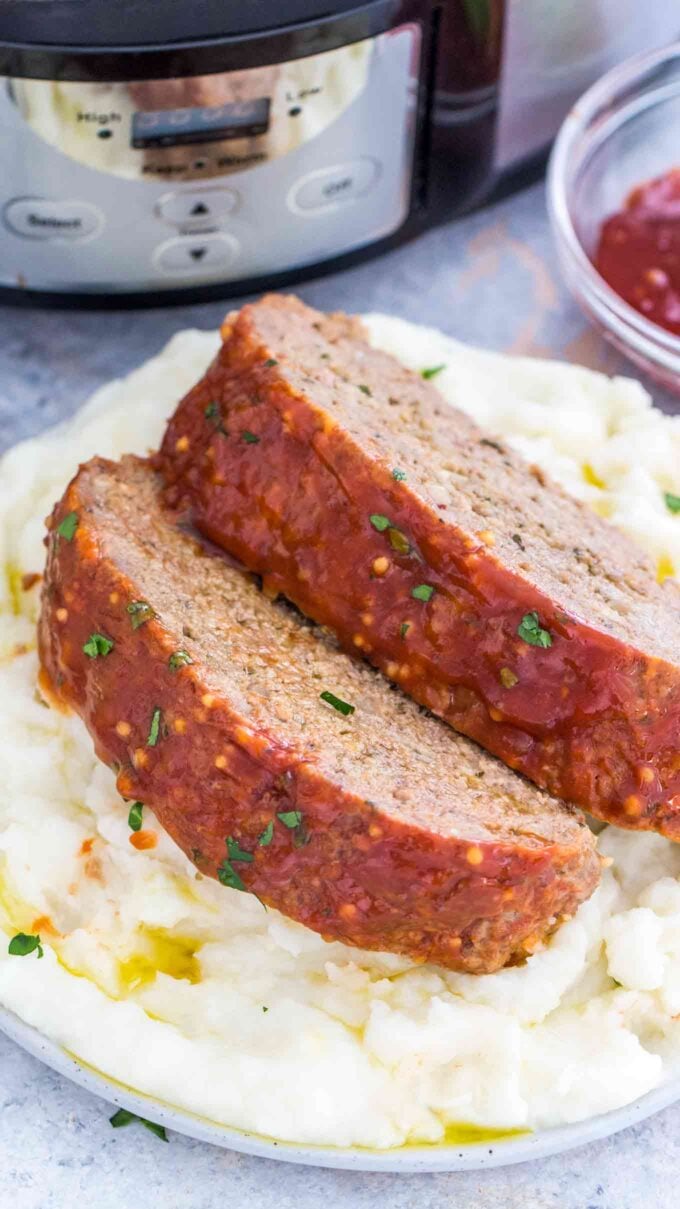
[131, 97, 271, 149]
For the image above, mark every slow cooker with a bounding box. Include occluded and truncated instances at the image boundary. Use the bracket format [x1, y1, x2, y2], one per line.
[0, 0, 678, 304]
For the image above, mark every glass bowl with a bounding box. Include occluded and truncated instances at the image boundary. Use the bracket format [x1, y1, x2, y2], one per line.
[547, 41, 680, 394]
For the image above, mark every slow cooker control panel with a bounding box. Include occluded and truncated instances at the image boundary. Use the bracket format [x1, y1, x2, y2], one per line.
[0, 26, 419, 293]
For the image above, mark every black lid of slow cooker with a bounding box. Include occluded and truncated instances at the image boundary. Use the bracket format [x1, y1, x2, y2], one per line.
[0, 0, 388, 48]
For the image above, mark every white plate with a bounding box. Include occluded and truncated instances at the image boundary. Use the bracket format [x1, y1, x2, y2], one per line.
[2, 1002, 679, 1172]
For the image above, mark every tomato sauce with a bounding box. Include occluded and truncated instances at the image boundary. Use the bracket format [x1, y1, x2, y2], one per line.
[594, 168, 680, 336]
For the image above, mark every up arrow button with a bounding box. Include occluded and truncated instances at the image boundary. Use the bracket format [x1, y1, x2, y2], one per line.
[157, 189, 238, 228]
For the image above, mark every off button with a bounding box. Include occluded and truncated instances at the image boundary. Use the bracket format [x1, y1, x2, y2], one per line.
[4, 198, 103, 240]
[290, 159, 380, 211]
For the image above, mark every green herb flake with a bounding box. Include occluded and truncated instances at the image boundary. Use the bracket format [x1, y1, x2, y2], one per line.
[127, 600, 155, 630]
[320, 690, 355, 717]
[242, 431, 260, 444]
[109, 1108, 168, 1142]
[264, 358, 278, 368]
[168, 650, 193, 672]
[388, 527, 410, 555]
[83, 633, 114, 659]
[411, 583, 435, 602]
[392, 468, 406, 481]
[277, 810, 303, 830]
[217, 860, 247, 892]
[204, 401, 227, 435]
[258, 821, 274, 847]
[517, 611, 553, 649]
[226, 835, 254, 863]
[358, 384, 372, 396]
[56, 512, 79, 541]
[370, 514, 391, 532]
[127, 801, 144, 832]
[400, 621, 410, 639]
[147, 707, 162, 747]
[665, 492, 680, 514]
[421, 364, 446, 380]
[262, 1005, 269, 1013]
[8, 932, 43, 959]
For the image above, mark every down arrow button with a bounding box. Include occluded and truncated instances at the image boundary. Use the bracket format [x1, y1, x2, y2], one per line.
[154, 233, 239, 275]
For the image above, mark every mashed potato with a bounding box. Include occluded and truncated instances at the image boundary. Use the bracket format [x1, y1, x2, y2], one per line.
[1, 318, 680, 1149]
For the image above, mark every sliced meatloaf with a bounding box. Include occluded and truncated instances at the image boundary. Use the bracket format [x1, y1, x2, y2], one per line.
[158, 294, 680, 837]
[38, 456, 600, 973]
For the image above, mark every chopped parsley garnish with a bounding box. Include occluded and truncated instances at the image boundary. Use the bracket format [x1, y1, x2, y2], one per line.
[511, 533, 525, 550]
[242, 431, 260, 444]
[421, 364, 446, 380]
[358, 384, 372, 396]
[392, 468, 406, 481]
[517, 611, 553, 648]
[127, 801, 144, 832]
[8, 932, 43, 959]
[262, 1005, 269, 1012]
[56, 512, 79, 541]
[411, 583, 435, 602]
[127, 601, 155, 630]
[217, 860, 247, 892]
[320, 690, 355, 716]
[665, 492, 680, 514]
[400, 621, 410, 639]
[83, 633, 114, 659]
[226, 836, 254, 863]
[264, 358, 278, 368]
[168, 650, 193, 672]
[258, 821, 274, 847]
[388, 528, 410, 555]
[370, 514, 391, 532]
[147, 707, 162, 747]
[499, 667, 519, 689]
[277, 810, 303, 829]
[205, 401, 227, 435]
[109, 1108, 168, 1142]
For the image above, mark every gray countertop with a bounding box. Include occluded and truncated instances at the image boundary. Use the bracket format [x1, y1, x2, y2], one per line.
[1, 180, 678, 1208]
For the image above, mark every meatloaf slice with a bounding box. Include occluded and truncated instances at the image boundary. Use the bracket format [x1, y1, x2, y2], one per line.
[158, 294, 680, 837]
[38, 456, 600, 973]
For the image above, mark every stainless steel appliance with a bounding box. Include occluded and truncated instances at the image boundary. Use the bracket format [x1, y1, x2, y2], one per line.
[0, 0, 677, 303]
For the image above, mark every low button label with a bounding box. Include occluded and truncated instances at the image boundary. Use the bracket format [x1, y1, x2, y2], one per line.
[291, 159, 380, 212]
[3, 198, 103, 240]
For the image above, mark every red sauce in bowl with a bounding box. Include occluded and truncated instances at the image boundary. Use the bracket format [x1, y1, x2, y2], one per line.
[594, 168, 680, 337]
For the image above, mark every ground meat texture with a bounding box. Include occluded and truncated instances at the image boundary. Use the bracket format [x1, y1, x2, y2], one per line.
[157, 294, 680, 838]
[38, 457, 600, 974]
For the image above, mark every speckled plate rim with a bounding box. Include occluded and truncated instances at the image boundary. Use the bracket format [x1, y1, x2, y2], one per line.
[3, 1002, 680, 1171]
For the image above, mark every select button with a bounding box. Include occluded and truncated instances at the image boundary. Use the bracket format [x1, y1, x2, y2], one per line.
[4, 198, 103, 240]
[291, 159, 380, 211]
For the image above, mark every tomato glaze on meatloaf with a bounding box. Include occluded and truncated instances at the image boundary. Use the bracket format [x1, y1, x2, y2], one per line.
[158, 294, 680, 837]
[38, 456, 600, 973]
